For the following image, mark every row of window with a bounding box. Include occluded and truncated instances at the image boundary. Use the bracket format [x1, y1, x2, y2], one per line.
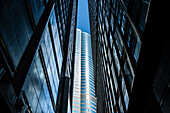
[23, 4, 66, 112]
[41, 22, 59, 104]
[24, 53, 55, 113]
[97, 0, 149, 112]
[98, 1, 128, 112]
[72, 29, 96, 112]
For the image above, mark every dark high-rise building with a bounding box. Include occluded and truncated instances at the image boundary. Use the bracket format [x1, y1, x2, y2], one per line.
[88, 0, 169, 113]
[0, 0, 78, 113]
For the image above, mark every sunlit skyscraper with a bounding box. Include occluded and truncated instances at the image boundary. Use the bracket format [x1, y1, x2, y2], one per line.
[72, 29, 96, 113]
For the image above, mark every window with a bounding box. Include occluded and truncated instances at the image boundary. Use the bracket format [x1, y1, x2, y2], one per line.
[114, 30, 123, 58]
[81, 108, 89, 112]
[111, 14, 114, 31]
[113, 45, 120, 75]
[124, 59, 133, 87]
[133, 36, 141, 61]
[81, 104, 88, 107]
[119, 96, 124, 113]
[26, 0, 36, 29]
[124, 89, 129, 110]
[138, 1, 150, 32]
[121, 11, 126, 35]
[127, 26, 141, 62]
[73, 106, 79, 109]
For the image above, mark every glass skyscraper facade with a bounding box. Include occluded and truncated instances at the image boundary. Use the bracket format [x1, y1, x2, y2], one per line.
[72, 29, 96, 113]
[88, 0, 164, 113]
[88, 0, 149, 112]
[1, 0, 169, 113]
[0, 0, 78, 112]
[88, 0, 170, 113]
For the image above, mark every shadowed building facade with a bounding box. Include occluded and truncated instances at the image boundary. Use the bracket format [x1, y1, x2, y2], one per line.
[0, 0, 78, 112]
[88, 0, 170, 113]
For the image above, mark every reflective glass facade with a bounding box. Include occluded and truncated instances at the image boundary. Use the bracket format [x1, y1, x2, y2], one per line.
[0, 0, 78, 112]
[72, 29, 97, 113]
[23, 22, 59, 113]
[88, 0, 151, 112]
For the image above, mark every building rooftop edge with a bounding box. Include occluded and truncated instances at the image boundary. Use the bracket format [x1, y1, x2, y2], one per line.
[76, 28, 91, 36]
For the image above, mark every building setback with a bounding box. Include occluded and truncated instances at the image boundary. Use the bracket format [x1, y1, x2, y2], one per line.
[72, 29, 97, 113]
[0, 0, 78, 113]
[88, 0, 170, 113]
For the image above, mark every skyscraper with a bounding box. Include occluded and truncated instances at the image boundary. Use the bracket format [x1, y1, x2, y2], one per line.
[0, 0, 78, 112]
[88, 0, 170, 113]
[72, 29, 96, 113]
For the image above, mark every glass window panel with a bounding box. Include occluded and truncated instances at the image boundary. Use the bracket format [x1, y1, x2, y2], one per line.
[124, 89, 129, 110]
[119, 96, 124, 113]
[124, 59, 133, 86]
[81, 104, 88, 107]
[40, 90, 48, 113]
[110, 33, 113, 48]
[35, 54, 45, 84]
[30, 62, 42, 97]
[114, 31, 123, 57]
[24, 77, 38, 112]
[134, 36, 141, 61]
[49, 101, 55, 113]
[113, 45, 120, 75]
[121, 11, 126, 35]
[36, 103, 42, 113]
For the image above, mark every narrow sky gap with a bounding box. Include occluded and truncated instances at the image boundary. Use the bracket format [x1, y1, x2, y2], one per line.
[77, 0, 90, 34]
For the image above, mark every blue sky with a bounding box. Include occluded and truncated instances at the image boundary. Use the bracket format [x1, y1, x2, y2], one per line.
[77, 0, 90, 34]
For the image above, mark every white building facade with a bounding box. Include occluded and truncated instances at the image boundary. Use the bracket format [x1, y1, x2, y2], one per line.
[72, 29, 96, 113]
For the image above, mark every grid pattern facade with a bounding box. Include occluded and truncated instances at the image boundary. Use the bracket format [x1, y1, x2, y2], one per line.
[72, 29, 82, 112]
[72, 29, 97, 113]
[88, 0, 151, 112]
[0, 0, 77, 112]
[23, 12, 60, 112]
